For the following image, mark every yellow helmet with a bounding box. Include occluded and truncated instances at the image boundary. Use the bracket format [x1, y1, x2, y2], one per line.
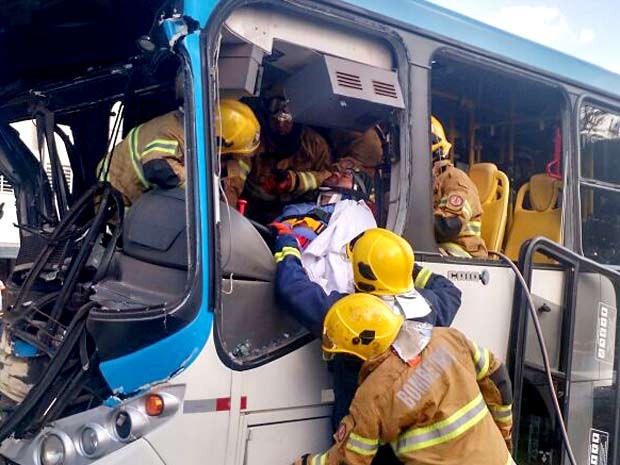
[431, 115, 452, 161]
[322, 293, 403, 361]
[215, 99, 261, 155]
[351, 228, 414, 295]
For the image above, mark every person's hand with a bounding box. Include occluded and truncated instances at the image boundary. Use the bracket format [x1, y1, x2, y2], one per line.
[273, 169, 296, 193]
[268, 221, 293, 237]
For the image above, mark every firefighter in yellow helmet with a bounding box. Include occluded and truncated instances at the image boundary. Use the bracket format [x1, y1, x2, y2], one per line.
[350, 228, 415, 296]
[98, 98, 260, 207]
[242, 92, 333, 221]
[294, 293, 515, 465]
[431, 116, 488, 258]
[273, 227, 461, 432]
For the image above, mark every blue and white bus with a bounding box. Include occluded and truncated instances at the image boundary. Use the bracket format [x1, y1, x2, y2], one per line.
[0, 1, 619, 464]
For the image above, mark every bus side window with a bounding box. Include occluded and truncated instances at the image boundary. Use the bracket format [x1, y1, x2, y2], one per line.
[430, 53, 565, 260]
[579, 104, 620, 265]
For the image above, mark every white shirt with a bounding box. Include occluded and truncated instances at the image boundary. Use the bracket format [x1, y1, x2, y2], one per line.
[301, 200, 376, 294]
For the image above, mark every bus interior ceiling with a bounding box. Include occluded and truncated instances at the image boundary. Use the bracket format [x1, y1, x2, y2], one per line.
[431, 55, 564, 189]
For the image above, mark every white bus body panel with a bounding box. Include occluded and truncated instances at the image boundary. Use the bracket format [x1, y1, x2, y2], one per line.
[92, 439, 165, 465]
[224, 6, 394, 70]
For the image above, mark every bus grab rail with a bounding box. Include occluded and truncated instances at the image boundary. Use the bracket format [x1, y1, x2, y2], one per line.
[508, 236, 620, 465]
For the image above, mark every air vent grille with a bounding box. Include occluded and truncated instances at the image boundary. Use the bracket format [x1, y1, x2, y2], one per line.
[372, 80, 398, 99]
[335, 71, 363, 90]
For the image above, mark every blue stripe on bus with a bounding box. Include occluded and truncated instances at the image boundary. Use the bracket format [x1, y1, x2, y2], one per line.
[99, 309, 212, 394]
[98, 31, 214, 394]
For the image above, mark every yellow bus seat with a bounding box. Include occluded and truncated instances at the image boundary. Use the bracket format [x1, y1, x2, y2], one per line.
[504, 173, 562, 261]
[469, 163, 510, 252]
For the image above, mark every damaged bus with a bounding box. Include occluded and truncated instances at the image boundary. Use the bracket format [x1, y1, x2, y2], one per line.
[0, 0, 619, 464]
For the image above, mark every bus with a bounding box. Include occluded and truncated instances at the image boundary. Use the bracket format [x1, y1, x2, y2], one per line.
[0, 0, 619, 464]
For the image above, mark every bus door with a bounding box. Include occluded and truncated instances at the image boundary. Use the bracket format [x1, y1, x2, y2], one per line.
[510, 237, 620, 465]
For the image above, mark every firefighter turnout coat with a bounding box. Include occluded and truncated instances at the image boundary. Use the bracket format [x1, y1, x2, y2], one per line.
[98, 110, 186, 206]
[274, 233, 463, 431]
[244, 126, 333, 203]
[274, 234, 462, 338]
[330, 127, 384, 176]
[297, 327, 514, 465]
[433, 161, 489, 258]
[99, 110, 252, 206]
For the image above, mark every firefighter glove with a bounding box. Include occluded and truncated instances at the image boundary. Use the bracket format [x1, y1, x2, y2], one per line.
[268, 221, 293, 237]
[273, 169, 297, 193]
[143, 159, 181, 189]
[434, 215, 462, 242]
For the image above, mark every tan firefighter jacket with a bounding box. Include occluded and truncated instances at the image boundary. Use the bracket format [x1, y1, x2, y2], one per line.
[297, 327, 514, 465]
[330, 126, 384, 176]
[433, 161, 489, 258]
[98, 110, 186, 206]
[243, 126, 333, 204]
[98, 110, 252, 206]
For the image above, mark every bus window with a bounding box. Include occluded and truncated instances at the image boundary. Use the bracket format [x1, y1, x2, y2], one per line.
[431, 52, 565, 260]
[580, 104, 620, 265]
[0, 55, 197, 421]
[213, 5, 405, 367]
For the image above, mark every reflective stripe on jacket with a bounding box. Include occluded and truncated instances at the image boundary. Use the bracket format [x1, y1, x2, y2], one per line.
[297, 327, 514, 465]
[98, 110, 185, 205]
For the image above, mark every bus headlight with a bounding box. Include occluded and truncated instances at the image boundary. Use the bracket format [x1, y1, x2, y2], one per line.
[78, 424, 110, 458]
[113, 410, 132, 441]
[81, 427, 98, 456]
[39, 433, 65, 465]
[112, 407, 147, 442]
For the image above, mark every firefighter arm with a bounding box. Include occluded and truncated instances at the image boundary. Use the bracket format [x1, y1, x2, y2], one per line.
[413, 264, 462, 327]
[221, 154, 252, 206]
[274, 235, 343, 338]
[434, 216, 463, 242]
[141, 140, 186, 189]
[288, 168, 334, 194]
[467, 339, 513, 451]
[433, 185, 472, 222]
[290, 136, 334, 194]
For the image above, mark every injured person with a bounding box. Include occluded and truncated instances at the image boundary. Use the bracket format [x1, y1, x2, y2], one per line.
[270, 169, 376, 294]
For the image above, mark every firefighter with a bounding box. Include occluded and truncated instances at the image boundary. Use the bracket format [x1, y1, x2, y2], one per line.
[98, 99, 260, 207]
[431, 116, 488, 258]
[294, 293, 514, 465]
[329, 126, 385, 177]
[243, 94, 333, 221]
[273, 227, 461, 430]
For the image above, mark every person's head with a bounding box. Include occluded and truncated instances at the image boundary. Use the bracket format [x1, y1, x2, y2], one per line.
[265, 95, 294, 136]
[322, 293, 403, 361]
[431, 115, 452, 163]
[215, 99, 261, 155]
[317, 169, 371, 206]
[349, 228, 414, 296]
